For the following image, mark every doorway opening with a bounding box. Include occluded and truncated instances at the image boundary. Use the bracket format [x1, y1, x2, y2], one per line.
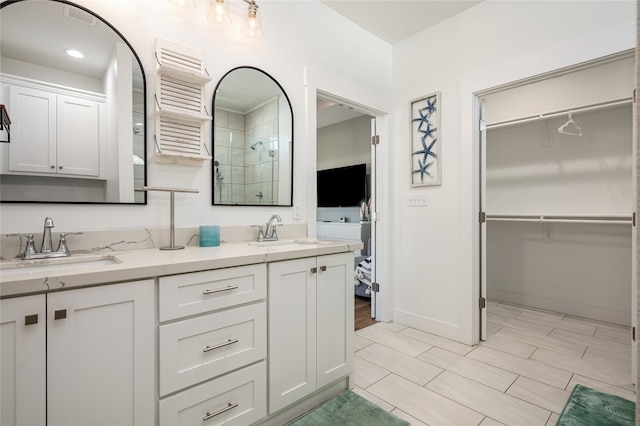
[316, 91, 379, 331]
[476, 50, 635, 384]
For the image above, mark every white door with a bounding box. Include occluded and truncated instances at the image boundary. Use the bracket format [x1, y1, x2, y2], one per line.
[632, 82, 637, 386]
[370, 118, 378, 318]
[1, 295, 46, 426]
[479, 99, 488, 341]
[47, 280, 155, 426]
[317, 252, 354, 388]
[268, 257, 317, 413]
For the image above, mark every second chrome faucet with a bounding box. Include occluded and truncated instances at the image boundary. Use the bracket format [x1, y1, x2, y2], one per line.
[253, 214, 282, 242]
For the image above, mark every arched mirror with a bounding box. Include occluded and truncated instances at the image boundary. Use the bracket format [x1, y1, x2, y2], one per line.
[0, 0, 146, 204]
[212, 67, 293, 206]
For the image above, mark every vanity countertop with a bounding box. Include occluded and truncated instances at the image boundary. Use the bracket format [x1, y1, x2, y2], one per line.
[0, 239, 362, 298]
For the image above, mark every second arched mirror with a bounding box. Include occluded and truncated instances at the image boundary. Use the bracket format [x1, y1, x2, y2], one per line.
[212, 67, 293, 206]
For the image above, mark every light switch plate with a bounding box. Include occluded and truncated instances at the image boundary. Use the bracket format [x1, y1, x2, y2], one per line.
[408, 193, 428, 207]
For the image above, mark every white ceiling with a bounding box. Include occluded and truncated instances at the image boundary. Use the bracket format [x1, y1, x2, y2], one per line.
[317, 0, 483, 128]
[319, 0, 483, 45]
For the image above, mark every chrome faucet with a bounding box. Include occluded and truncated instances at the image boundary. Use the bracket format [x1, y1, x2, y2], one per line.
[9, 217, 82, 259]
[40, 217, 55, 253]
[254, 214, 282, 242]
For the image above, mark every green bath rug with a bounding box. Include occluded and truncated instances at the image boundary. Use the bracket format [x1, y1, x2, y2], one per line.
[556, 384, 635, 426]
[289, 390, 409, 426]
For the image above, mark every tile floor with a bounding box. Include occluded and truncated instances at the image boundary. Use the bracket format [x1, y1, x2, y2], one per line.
[353, 301, 636, 425]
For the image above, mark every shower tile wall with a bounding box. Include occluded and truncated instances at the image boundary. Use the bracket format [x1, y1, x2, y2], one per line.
[215, 99, 278, 204]
[214, 109, 245, 204]
[245, 99, 279, 204]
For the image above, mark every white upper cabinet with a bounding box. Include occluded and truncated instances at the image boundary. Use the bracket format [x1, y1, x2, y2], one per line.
[2, 76, 106, 179]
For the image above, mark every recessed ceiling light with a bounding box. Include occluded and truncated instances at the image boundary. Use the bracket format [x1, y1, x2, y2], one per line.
[66, 49, 84, 59]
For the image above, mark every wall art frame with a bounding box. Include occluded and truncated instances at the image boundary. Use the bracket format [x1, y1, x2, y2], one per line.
[410, 92, 441, 186]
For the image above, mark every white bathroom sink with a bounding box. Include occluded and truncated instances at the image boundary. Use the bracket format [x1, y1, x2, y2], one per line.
[0, 255, 120, 276]
[249, 239, 330, 250]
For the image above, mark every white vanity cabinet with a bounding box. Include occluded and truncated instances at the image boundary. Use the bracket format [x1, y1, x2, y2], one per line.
[317, 222, 371, 255]
[158, 264, 268, 426]
[268, 252, 354, 414]
[0, 280, 154, 426]
[2, 77, 105, 178]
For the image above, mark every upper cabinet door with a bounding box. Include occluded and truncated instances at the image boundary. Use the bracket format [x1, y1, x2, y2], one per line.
[8, 84, 56, 174]
[56, 95, 104, 177]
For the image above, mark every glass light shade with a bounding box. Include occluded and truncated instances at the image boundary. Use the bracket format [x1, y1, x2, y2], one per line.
[241, 2, 263, 38]
[168, 0, 195, 8]
[208, 0, 231, 25]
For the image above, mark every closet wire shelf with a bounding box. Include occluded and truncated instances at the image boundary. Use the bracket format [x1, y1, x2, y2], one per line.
[485, 214, 633, 225]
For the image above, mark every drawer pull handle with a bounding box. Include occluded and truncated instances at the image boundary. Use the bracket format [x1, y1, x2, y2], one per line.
[202, 285, 238, 295]
[54, 309, 67, 320]
[25, 314, 38, 325]
[320, 265, 327, 272]
[203, 402, 238, 421]
[203, 338, 239, 353]
[310, 267, 317, 274]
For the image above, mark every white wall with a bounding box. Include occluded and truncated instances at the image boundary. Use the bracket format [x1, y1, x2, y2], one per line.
[316, 115, 372, 224]
[0, 0, 391, 235]
[317, 115, 371, 171]
[392, 1, 635, 344]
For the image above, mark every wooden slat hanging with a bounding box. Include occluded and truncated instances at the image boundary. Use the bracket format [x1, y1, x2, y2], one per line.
[154, 38, 212, 166]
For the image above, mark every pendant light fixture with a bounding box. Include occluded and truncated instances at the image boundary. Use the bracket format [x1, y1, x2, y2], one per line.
[241, 0, 263, 38]
[208, 0, 231, 25]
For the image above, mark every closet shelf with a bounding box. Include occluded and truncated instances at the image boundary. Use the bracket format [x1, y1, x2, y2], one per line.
[486, 213, 633, 225]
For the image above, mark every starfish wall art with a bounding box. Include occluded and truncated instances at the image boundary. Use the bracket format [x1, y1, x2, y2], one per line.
[410, 92, 441, 186]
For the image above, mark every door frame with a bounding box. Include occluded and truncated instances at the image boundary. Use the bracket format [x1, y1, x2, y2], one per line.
[473, 52, 637, 383]
[314, 89, 390, 321]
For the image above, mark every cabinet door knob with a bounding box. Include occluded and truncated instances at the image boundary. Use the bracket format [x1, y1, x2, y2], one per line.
[50, 165, 55, 169]
[58, 166, 63, 169]
[54, 309, 67, 320]
[310, 267, 317, 274]
[25, 314, 38, 325]
[319, 265, 327, 272]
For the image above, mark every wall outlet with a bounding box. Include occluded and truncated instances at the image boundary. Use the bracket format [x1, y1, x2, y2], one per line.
[293, 203, 303, 220]
[408, 193, 428, 207]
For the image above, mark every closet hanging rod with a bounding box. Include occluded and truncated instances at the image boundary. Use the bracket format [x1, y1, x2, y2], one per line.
[486, 98, 632, 130]
[486, 214, 632, 225]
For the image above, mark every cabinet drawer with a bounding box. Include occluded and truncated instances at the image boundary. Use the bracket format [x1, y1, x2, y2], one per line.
[160, 302, 266, 396]
[159, 361, 266, 426]
[159, 264, 266, 321]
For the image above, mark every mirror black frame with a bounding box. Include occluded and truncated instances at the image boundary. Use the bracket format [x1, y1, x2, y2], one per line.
[0, 0, 147, 205]
[212, 66, 293, 207]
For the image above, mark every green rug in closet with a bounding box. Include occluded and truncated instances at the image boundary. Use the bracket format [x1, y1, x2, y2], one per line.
[289, 390, 409, 426]
[556, 384, 635, 426]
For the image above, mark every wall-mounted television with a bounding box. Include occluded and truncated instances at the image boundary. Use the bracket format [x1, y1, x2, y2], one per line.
[317, 163, 367, 207]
